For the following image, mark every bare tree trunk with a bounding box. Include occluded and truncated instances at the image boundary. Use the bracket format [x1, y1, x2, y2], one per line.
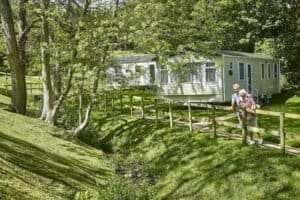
[50, 46, 77, 124]
[74, 104, 92, 135]
[18, 0, 28, 70]
[0, 0, 27, 114]
[40, 0, 54, 123]
[74, 47, 108, 136]
[40, 0, 81, 124]
[53, 57, 62, 97]
[51, 67, 74, 124]
[78, 67, 86, 125]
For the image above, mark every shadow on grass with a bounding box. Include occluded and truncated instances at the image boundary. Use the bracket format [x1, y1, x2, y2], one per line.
[81, 114, 300, 200]
[0, 131, 111, 191]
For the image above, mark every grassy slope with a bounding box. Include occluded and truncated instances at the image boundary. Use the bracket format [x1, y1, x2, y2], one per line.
[81, 113, 300, 200]
[0, 95, 113, 200]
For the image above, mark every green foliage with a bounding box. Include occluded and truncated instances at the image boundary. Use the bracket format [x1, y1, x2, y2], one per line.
[0, 38, 8, 72]
[101, 177, 154, 200]
[115, 0, 218, 56]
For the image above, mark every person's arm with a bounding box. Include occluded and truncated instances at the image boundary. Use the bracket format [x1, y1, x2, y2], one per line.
[231, 94, 237, 113]
[250, 96, 256, 110]
[246, 97, 256, 113]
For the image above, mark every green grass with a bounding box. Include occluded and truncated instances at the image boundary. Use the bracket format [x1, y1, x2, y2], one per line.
[263, 90, 300, 114]
[259, 90, 300, 146]
[0, 95, 113, 200]
[80, 113, 300, 200]
[1, 86, 300, 200]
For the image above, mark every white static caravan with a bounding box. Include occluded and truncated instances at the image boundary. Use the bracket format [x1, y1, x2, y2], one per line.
[106, 54, 158, 89]
[158, 51, 281, 102]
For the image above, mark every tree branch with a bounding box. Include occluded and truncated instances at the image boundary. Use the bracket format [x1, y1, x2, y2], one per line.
[52, 67, 74, 120]
[18, 19, 39, 45]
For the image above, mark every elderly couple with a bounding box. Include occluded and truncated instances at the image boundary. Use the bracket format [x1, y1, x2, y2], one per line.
[231, 84, 263, 145]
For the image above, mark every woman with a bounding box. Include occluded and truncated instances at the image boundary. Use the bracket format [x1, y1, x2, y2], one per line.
[238, 89, 263, 145]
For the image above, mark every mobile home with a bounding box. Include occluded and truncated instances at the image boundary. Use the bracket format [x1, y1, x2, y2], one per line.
[106, 54, 158, 89]
[158, 51, 281, 102]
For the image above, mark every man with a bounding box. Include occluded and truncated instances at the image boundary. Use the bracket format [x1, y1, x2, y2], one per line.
[238, 89, 263, 145]
[231, 83, 242, 124]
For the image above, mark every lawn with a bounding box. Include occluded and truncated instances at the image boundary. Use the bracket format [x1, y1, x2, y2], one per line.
[0, 95, 114, 200]
[80, 113, 300, 200]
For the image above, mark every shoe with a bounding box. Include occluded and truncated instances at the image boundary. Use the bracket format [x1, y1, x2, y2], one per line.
[257, 139, 263, 145]
[249, 140, 255, 145]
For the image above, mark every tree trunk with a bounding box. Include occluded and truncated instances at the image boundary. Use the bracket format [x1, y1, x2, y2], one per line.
[40, 0, 54, 123]
[53, 58, 62, 98]
[51, 67, 74, 125]
[78, 67, 86, 125]
[18, 0, 28, 70]
[0, 0, 27, 114]
[74, 47, 108, 136]
[74, 103, 92, 135]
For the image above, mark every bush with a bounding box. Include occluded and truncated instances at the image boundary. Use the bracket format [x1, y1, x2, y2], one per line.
[100, 178, 154, 200]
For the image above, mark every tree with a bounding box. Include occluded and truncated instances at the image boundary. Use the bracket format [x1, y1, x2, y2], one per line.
[207, 0, 300, 86]
[0, 0, 27, 114]
[39, 0, 87, 124]
[74, 7, 115, 135]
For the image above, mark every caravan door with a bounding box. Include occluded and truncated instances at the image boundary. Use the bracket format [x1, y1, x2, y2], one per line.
[247, 64, 252, 93]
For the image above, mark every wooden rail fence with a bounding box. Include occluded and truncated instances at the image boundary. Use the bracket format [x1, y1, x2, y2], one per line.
[0, 72, 42, 96]
[99, 94, 300, 154]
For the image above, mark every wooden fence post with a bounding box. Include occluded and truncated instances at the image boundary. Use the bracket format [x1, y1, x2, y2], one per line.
[169, 99, 173, 128]
[5, 84, 8, 94]
[141, 96, 145, 119]
[112, 95, 115, 116]
[241, 110, 247, 145]
[212, 105, 217, 138]
[130, 95, 133, 117]
[30, 83, 33, 96]
[120, 94, 123, 113]
[104, 94, 107, 113]
[5, 72, 8, 84]
[155, 99, 158, 125]
[188, 101, 192, 132]
[280, 112, 285, 153]
[39, 76, 42, 90]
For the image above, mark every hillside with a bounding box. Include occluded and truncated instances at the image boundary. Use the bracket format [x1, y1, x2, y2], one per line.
[0, 95, 113, 200]
[80, 113, 300, 200]
[1, 92, 300, 200]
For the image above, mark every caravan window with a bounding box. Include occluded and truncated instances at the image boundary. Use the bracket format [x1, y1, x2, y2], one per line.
[115, 65, 122, 75]
[206, 68, 216, 82]
[239, 63, 245, 80]
[268, 64, 271, 79]
[261, 64, 265, 79]
[160, 66, 168, 84]
[135, 65, 142, 73]
[274, 64, 278, 78]
[171, 69, 181, 83]
[205, 62, 216, 82]
[189, 64, 201, 83]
